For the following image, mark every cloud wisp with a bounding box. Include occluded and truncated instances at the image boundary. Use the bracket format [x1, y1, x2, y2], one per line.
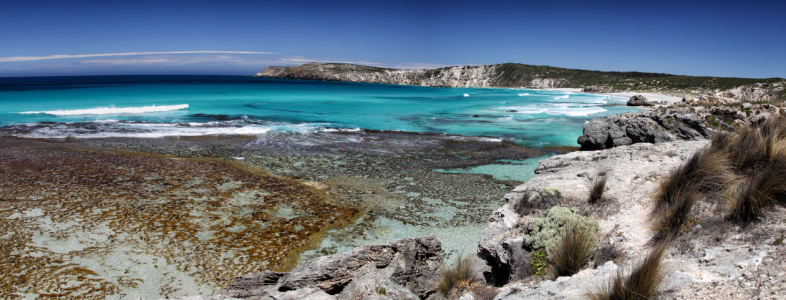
[0, 51, 276, 62]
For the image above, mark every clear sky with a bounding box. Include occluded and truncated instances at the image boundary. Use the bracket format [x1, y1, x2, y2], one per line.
[1, 0, 784, 78]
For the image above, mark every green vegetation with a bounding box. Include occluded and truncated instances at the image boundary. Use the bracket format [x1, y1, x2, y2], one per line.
[705, 115, 721, 127]
[531, 249, 549, 276]
[436, 253, 477, 297]
[586, 241, 669, 300]
[489, 63, 783, 89]
[523, 206, 598, 251]
[549, 222, 598, 277]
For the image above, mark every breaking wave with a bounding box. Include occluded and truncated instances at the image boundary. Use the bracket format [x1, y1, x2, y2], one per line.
[19, 104, 190, 116]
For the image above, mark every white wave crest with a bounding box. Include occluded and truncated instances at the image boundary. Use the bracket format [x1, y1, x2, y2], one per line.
[463, 94, 470, 97]
[517, 93, 529, 96]
[554, 95, 570, 100]
[19, 104, 189, 116]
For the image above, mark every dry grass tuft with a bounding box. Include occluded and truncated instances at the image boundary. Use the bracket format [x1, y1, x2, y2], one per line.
[436, 253, 478, 297]
[726, 160, 786, 223]
[512, 189, 535, 216]
[652, 147, 733, 213]
[586, 241, 669, 300]
[651, 190, 698, 241]
[471, 285, 500, 300]
[589, 174, 609, 204]
[549, 222, 597, 276]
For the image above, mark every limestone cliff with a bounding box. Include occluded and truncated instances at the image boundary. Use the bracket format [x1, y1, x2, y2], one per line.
[254, 62, 574, 88]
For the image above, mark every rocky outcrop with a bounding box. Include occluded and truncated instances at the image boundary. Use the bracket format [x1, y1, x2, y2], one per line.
[626, 95, 653, 106]
[581, 86, 617, 93]
[219, 236, 444, 299]
[576, 108, 713, 151]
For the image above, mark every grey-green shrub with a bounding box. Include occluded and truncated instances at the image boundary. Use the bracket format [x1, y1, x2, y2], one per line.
[522, 206, 599, 251]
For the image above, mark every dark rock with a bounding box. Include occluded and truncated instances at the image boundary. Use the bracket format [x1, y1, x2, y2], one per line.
[577, 108, 713, 151]
[627, 95, 653, 106]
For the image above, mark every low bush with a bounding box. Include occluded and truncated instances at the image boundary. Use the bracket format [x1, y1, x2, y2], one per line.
[522, 206, 598, 251]
[436, 253, 478, 297]
[549, 222, 598, 276]
[586, 241, 669, 300]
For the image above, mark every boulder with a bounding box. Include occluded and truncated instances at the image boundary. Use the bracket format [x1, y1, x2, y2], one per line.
[220, 236, 444, 299]
[577, 108, 712, 151]
[277, 236, 443, 298]
[626, 95, 653, 106]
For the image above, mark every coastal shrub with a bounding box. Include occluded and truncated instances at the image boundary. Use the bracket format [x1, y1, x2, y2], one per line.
[436, 253, 477, 297]
[586, 241, 669, 300]
[522, 206, 598, 251]
[549, 222, 598, 277]
[588, 173, 609, 204]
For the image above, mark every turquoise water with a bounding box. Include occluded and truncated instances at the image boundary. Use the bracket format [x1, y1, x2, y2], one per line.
[0, 75, 637, 147]
[433, 154, 557, 182]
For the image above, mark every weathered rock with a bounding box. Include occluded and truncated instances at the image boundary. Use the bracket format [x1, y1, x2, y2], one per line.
[577, 108, 712, 151]
[277, 236, 443, 298]
[337, 264, 419, 300]
[626, 95, 653, 106]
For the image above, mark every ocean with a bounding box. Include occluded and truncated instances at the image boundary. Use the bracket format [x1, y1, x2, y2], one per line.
[0, 75, 637, 147]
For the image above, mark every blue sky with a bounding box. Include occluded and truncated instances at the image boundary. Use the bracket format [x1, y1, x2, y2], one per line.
[1, 0, 784, 78]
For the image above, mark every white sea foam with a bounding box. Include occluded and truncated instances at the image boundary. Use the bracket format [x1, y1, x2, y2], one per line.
[498, 104, 606, 117]
[554, 95, 570, 100]
[463, 94, 470, 97]
[517, 93, 529, 96]
[19, 104, 190, 116]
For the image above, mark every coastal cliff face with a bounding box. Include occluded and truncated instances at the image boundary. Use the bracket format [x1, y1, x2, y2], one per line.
[254, 63, 573, 88]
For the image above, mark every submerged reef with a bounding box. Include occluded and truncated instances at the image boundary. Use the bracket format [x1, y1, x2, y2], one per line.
[0, 138, 357, 298]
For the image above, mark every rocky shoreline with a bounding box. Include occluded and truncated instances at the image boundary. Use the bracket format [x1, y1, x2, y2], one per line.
[186, 94, 786, 300]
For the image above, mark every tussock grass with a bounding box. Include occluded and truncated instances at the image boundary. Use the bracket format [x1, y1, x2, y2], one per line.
[549, 223, 597, 277]
[651, 190, 698, 241]
[589, 174, 609, 204]
[726, 160, 786, 223]
[436, 253, 478, 297]
[586, 241, 669, 300]
[652, 147, 733, 212]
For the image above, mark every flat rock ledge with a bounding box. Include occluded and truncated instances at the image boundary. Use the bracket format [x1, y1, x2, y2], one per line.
[474, 140, 785, 299]
[179, 236, 444, 300]
[577, 108, 712, 151]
